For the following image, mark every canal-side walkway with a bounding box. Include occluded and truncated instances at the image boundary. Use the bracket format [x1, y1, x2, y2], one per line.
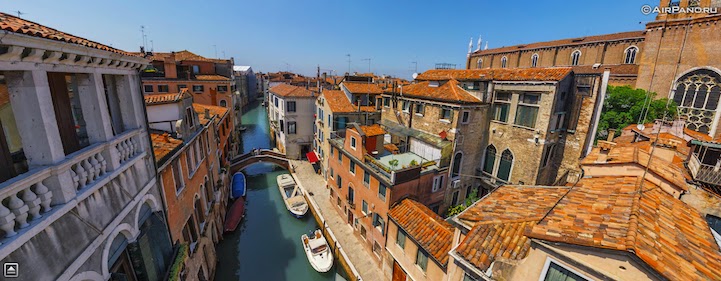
[290, 160, 388, 281]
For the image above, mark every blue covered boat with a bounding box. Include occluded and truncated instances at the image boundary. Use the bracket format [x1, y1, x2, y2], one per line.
[231, 172, 247, 198]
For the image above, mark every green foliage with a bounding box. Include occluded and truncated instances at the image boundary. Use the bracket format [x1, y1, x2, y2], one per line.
[168, 243, 189, 281]
[388, 159, 399, 168]
[597, 86, 677, 139]
[445, 188, 480, 217]
[409, 159, 419, 166]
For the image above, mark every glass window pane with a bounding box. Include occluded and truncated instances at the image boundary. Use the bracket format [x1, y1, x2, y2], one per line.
[0, 73, 28, 183]
[497, 150, 513, 182]
[515, 105, 538, 128]
[483, 146, 496, 174]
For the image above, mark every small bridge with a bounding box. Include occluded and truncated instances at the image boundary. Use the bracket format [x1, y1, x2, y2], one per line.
[229, 149, 291, 174]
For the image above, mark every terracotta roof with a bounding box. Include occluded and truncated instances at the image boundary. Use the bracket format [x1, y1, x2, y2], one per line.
[685, 127, 712, 141]
[193, 103, 228, 125]
[359, 124, 385, 137]
[341, 82, 383, 94]
[195, 74, 230, 81]
[0, 12, 133, 56]
[388, 199, 454, 266]
[269, 84, 315, 98]
[582, 146, 690, 190]
[150, 133, 183, 164]
[457, 186, 569, 228]
[416, 68, 572, 82]
[471, 30, 645, 56]
[400, 80, 481, 104]
[527, 176, 721, 281]
[322, 90, 375, 113]
[137, 50, 227, 63]
[144, 89, 191, 105]
[456, 221, 536, 271]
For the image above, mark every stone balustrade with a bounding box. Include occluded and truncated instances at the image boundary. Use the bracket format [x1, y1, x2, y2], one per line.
[0, 129, 144, 243]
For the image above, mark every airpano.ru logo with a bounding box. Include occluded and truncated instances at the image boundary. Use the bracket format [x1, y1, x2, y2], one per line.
[641, 4, 718, 15]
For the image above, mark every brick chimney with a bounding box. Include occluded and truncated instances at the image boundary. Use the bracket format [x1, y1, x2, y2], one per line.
[164, 52, 178, 79]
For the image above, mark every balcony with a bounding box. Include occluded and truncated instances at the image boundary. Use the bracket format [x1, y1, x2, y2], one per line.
[0, 129, 146, 254]
[346, 196, 356, 210]
[689, 153, 721, 186]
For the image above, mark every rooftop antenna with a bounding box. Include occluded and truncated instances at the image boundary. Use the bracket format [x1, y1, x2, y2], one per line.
[411, 61, 418, 73]
[222, 51, 226, 58]
[150, 40, 154, 52]
[11, 11, 26, 18]
[213, 45, 218, 58]
[361, 58, 371, 74]
[346, 54, 351, 74]
[140, 25, 147, 50]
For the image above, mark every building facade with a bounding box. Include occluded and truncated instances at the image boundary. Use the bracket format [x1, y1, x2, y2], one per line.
[0, 13, 172, 281]
[268, 84, 316, 159]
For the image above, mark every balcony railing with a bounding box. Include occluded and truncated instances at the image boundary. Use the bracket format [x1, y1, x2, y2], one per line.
[689, 153, 721, 186]
[0, 129, 144, 249]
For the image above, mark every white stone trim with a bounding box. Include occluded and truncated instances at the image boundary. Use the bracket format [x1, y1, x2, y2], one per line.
[100, 223, 138, 279]
[133, 193, 161, 231]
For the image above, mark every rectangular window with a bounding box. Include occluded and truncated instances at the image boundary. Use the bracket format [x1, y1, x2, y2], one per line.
[363, 171, 370, 187]
[0, 72, 28, 183]
[172, 160, 185, 192]
[274, 97, 279, 107]
[396, 229, 406, 249]
[185, 107, 195, 128]
[144, 84, 154, 93]
[362, 200, 368, 214]
[338, 151, 342, 162]
[192, 65, 200, 74]
[383, 97, 390, 107]
[337, 175, 342, 188]
[158, 84, 169, 93]
[279, 120, 284, 133]
[287, 101, 296, 112]
[542, 261, 589, 281]
[461, 111, 470, 124]
[493, 92, 511, 123]
[350, 161, 356, 174]
[415, 250, 428, 272]
[451, 190, 459, 206]
[330, 167, 334, 178]
[350, 137, 357, 149]
[192, 85, 204, 92]
[378, 184, 386, 201]
[101, 75, 125, 135]
[414, 103, 425, 115]
[48, 73, 90, 155]
[440, 108, 453, 120]
[376, 98, 382, 110]
[402, 101, 410, 112]
[217, 85, 228, 92]
[288, 121, 297, 134]
[515, 93, 540, 128]
[432, 175, 444, 192]
[177, 84, 187, 92]
[372, 213, 385, 235]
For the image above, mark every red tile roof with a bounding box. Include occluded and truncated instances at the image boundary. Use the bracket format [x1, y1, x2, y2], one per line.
[351, 124, 386, 137]
[193, 103, 228, 125]
[195, 74, 231, 81]
[527, 176, 721, 281]
[150, 133, 183, 164]
[144, 89, 191, 105]
[269, 84, 315, 98]
[322, 90, 375, 113]
[582, 146, 690, 190]
[416, 68, 573, 82]
[456, 221, 536, 271]
[389, 199, 454, 266]
[137, 50, 227, 63]
[341, 82, 383, 94]
[0, 12, 134, 56]
[471, 31, 645, 56]
[400, 80, 481, 104]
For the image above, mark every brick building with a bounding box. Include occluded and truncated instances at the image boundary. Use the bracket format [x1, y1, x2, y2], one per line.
[146, 91, 231, 281]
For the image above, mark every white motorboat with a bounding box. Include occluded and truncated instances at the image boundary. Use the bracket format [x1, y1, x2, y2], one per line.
[302, 229, 334, 273]
[276, 174, 309, 218]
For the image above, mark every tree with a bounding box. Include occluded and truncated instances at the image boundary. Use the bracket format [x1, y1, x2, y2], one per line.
[597, 86, 677, 140]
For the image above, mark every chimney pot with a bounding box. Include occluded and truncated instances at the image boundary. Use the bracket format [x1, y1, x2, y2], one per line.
[607, 129, 616, 142]
[205, 108, 211, 119]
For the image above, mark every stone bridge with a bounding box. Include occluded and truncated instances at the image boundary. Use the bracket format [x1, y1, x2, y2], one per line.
[228, 149, 291, 174]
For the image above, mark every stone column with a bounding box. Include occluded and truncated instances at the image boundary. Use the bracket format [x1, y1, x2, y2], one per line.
[115, 74, 145, 130]
[6, 70, 76, 204]
[76, 72, 115, 143]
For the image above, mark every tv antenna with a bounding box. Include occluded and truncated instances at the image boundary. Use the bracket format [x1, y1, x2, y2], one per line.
[411, 61, 418, 73]
[140, 25, 147, 50]
[361, 58, 371, 74]
[213, 45, 218, 58]
[11, 11, 26, 18]
[346, 54, 351, 74]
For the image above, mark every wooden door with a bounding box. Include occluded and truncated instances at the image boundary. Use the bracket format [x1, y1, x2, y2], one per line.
[392, 260, 407, 281]
[47, 72, 80, 155]
[347, 209, 354, 225]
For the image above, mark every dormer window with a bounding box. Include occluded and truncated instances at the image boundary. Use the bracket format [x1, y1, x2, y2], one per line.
[429, 81, 440, 87]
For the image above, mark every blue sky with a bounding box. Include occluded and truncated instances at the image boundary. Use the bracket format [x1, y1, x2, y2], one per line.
[3, 1, 655, 79]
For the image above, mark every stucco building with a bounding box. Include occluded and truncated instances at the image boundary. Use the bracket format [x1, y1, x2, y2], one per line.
[268, 84, 316, 159]
[0, 13, 172, 281]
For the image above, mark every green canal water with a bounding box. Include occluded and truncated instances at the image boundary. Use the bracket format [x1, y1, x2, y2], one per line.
[214, 102, 343, 281]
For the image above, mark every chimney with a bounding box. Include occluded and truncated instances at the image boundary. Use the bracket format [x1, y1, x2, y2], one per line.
[205, 108, 211, 119]
[607, 129, 616, 142]
[164, 52, 178, 79]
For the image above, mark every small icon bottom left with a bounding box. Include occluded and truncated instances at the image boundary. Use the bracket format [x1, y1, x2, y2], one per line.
[4, 262, 18, 278]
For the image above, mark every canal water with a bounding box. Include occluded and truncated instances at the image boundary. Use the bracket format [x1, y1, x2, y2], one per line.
[214, 101, 342, 281]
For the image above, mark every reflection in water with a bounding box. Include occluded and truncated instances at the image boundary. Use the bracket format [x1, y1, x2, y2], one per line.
[214, 102, 342, 281]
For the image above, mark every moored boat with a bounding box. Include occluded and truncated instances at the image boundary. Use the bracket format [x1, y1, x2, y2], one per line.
[224, 197, 246, 232]
[231, 172, 246, 199]
[276, 173, 308, 218]
[301, 229, 333, 273]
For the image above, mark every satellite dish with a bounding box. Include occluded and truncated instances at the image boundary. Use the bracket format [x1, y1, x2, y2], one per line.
[636, 124, 645, 131]
[412, 73, 418, 80]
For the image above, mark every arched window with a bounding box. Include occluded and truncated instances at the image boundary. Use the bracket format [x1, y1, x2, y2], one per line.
[571, 50, 581, 66]
[501, 56, 508, 68]
[624, 46, 638, 64]
[451, 152, 463, 178]
[531, 53, 539, 68]
[220, 100, 227, 107]
[673, 69, 721, 133]
[497, 149, 513, 182]
[476, 59, 483, 69]
[107, 234, 129, 270]
[482, 145, 496, 174]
